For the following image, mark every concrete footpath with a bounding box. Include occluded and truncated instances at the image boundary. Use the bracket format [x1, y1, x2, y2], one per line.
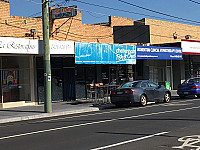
[0, 90, 179, 124]
[0, 100, 105, 124]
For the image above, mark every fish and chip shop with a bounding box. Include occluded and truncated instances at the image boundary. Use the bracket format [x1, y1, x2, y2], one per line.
[136, 46, 182, 90]
[75, 42, 136, 99]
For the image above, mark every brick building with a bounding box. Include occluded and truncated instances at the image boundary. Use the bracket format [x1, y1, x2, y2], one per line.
[1, 0, 200, 44]
[0, 0, 200, 107]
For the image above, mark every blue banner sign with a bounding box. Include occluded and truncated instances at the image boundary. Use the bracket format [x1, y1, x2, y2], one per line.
[136, 46, 182, 60]
[75, 42, 136, 64]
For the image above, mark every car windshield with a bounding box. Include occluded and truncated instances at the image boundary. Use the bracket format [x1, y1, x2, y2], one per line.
[184, 78, 200, 84]
[120, 81, 139, 88]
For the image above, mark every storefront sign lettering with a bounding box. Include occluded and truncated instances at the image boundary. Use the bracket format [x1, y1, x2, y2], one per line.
[0, 37, 38, 54]
[75, 42, 136, 64]
[181, 40, 200, 54]
[7, 41, 36, 51]
[136, 46, 182, 60]
[116, 48, 136, 61]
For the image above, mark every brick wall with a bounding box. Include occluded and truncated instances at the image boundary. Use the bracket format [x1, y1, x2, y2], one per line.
[1, 0, 200, 46]
[0, 0, 10, 19]
[0, 16, 43, 39]
[50, 11, 111, 43]
[144, 18, 200, 44]
[109, 16, 134, 27]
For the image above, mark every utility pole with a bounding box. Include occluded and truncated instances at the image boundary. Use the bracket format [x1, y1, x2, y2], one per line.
[42, 0, 52, 113]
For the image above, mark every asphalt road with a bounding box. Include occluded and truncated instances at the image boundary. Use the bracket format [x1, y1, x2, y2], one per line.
[0, 98, 200, 150]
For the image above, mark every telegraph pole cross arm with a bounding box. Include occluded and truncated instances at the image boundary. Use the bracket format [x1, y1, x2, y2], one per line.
[42, 0, 52, 113]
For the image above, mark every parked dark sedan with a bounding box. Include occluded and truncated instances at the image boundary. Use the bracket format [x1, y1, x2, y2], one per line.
[110, 80, 171, 107]
[177, 77, 200, 98]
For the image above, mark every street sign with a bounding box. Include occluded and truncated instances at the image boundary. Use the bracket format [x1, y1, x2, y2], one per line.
[52, 6, 77, 19]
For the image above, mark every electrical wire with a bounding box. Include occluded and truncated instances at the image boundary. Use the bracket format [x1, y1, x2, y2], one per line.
[5, 0, 200, 41]
[118, 0, 200, 24]
[71, 0, 200, 26]
[188, 0, 200, 5]
[53, 7, 200, 36]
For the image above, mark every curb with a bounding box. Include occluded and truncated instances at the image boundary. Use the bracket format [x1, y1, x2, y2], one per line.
[0, 107, 100, 124]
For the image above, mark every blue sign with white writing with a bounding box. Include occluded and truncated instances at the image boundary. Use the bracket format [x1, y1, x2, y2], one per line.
[136, 46, 182, 60]
[75, 42, 136, 64]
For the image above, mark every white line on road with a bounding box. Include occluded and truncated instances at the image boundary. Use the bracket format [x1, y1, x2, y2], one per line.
[0, 105, 200, 141]
[24, 98, 198, 124]
[91, 131, 169, 150]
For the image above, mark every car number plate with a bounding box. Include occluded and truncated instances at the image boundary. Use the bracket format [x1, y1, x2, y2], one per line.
[117, 91, 123, 94]
[184, 92, 189, 94]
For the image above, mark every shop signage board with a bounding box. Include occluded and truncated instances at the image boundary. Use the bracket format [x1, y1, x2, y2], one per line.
[0, 37, 75, 55]
[181, 39, 200, 55]
[52, 6, 77, 19]
[75, 42, 136, 64]
[0, 37, 39, 54]
[39, 40, 75, 54]
[136, 46, 182, 60]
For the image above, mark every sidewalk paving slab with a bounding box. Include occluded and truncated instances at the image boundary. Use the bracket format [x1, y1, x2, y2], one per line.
[0, 101, 100, 124]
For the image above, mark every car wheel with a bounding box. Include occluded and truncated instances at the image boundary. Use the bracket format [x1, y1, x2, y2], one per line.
[164, 92, 170, 103]
[140, 95, 147, 106]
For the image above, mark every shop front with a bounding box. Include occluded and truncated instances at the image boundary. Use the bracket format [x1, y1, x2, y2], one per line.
[136, 46, 182, 90]
[0, 37, 38, 108]
[181, 40, 200, 80]
[0, 37, 76, 108]
[36, 40, 75, 103]
[75, 42, 136, 99]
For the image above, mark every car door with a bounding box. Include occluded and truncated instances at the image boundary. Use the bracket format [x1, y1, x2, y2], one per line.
[148, 81, 160, 100]
[148, 81, 164, 100]
[141, 81, 154, 101]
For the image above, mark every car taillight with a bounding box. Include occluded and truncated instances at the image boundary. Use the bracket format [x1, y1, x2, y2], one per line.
[125, 90, 135, 94]
[110, 91, 116, 95]
[192, 85, 199, 89]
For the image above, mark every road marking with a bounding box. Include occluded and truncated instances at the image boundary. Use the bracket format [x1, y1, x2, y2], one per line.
[17, 103, 159, 124]
[91, 131, 169, 150]
[24, 99, 198, 124]
[163, 103, 193, 106]
[0, 106, 200, 140]
[172, 135, 200, 149]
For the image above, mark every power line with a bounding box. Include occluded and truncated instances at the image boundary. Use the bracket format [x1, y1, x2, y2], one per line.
[71, 0, 200, 26]
[27, 0, 67, 17]
[48, 4, 200, 40]
[59, 2, 200, 34]
[24, 0, 43, 5]
[189, 0, 200, 5]
[118, 0, 200, 24]
[6, 0, 200, 41]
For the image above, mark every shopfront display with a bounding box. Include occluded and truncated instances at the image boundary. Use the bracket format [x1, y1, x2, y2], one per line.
[136, 46, 182, 90]
[0, 56, 31, 103]
[75, 42, 136, 99]
[181, 40, 200, 79]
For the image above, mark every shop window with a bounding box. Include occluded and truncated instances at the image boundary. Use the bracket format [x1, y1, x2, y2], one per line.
[1, 56, 31, 103]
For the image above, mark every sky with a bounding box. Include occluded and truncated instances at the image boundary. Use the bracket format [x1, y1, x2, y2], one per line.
[10, 0, 200, 26]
